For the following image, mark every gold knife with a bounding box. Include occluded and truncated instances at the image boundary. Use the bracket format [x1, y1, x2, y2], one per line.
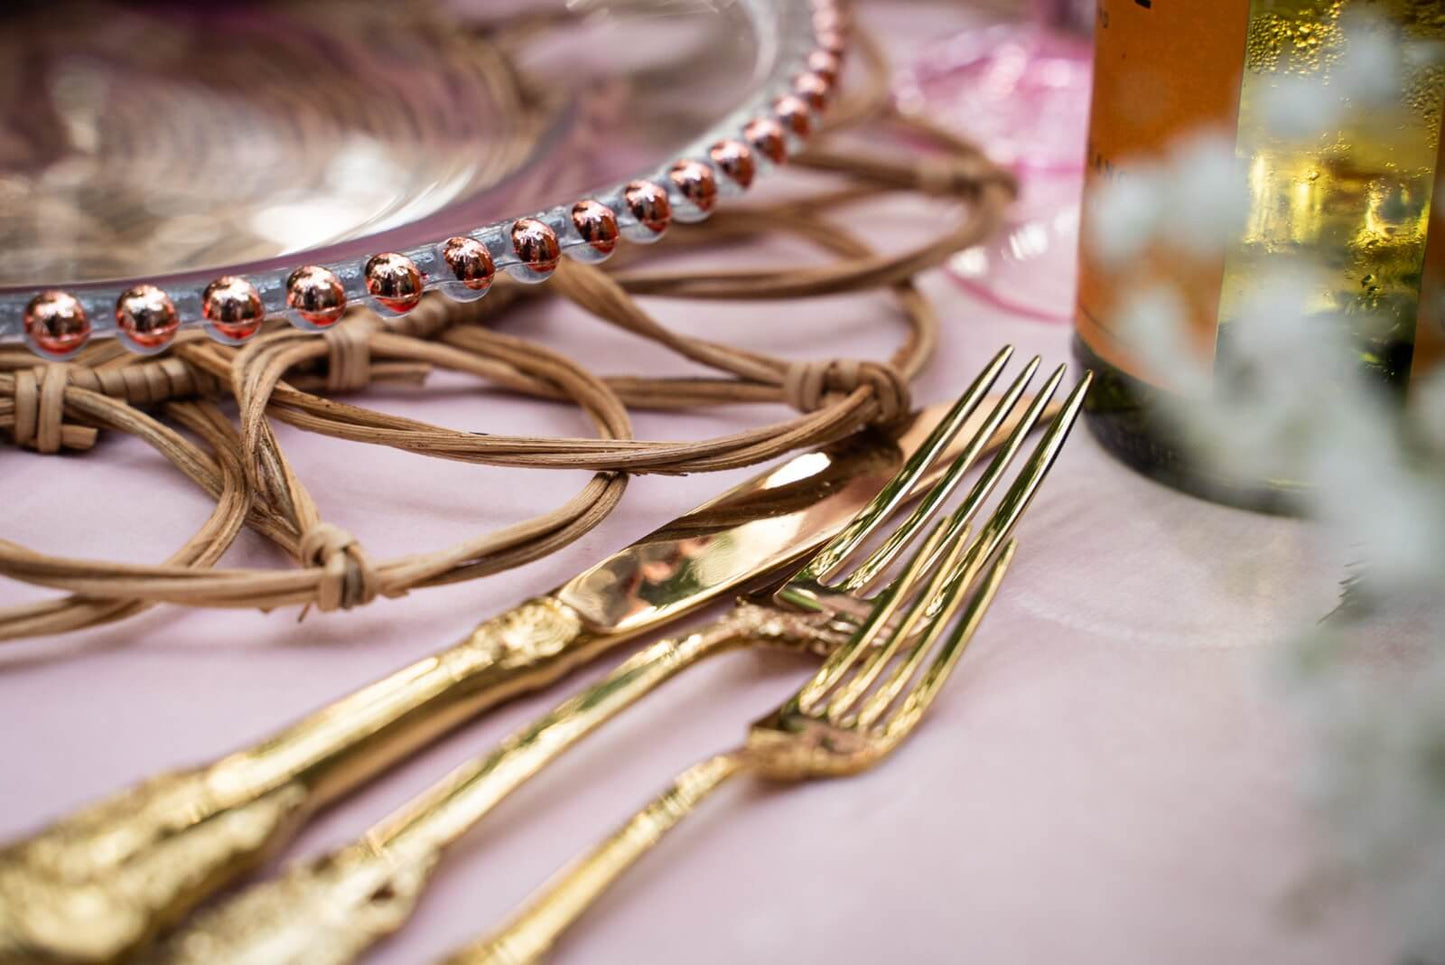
[0, 360, 1031, 965]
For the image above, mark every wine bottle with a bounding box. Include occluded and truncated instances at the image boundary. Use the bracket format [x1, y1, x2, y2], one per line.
[1074, 0, 1445, 512]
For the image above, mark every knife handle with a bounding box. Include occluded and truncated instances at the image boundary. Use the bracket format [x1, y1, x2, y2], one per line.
[143, 604, 840, 965]
[0, 596, 612, 965]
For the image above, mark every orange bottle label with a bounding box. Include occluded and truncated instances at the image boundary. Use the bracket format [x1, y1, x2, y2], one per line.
[1075, 0, 1251, 383]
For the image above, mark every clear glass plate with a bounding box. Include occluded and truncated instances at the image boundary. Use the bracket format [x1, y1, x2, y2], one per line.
[0, 0, 829, 350]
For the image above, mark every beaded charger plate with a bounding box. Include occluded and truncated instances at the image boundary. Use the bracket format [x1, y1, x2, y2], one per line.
[0, 0, 843, 358]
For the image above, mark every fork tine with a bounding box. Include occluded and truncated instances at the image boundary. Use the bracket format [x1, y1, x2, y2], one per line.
[911, 362, 1065, 570]
[851, 531, 995, 729]
[795, 345, 1013, 586]
[822, 522, 975, 722]
[855, 375, 1089, 727]
[846, 362, 1062, 601]
[833, 355, 1041, 594]
[877, 540, 1017, 736]
[794, 519, 952, 714]
[940, 369, 1090, 579]
[806, 372, 1090, 725]
[904, 370, 1089, 638]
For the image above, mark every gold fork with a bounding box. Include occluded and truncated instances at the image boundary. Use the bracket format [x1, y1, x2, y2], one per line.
[148, 356, 1088, 965]
[450, 512, 1019, 963]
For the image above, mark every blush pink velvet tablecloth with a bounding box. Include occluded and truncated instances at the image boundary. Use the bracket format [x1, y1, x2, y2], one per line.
[0, 8, 1392, 962]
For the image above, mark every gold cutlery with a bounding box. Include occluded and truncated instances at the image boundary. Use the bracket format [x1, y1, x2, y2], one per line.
[145, 358, 1087, 965]
[456, 534, 1017, 965]
[0, 347, 1033, 965]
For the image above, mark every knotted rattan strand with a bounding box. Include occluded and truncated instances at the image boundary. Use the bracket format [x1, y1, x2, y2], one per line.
[0, 28, 1015, 639]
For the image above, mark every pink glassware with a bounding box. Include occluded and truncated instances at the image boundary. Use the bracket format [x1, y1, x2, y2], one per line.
[894, 0, 1093, 323]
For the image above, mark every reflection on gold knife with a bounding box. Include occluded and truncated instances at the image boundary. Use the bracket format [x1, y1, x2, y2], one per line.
[0, 350, 1035, 965]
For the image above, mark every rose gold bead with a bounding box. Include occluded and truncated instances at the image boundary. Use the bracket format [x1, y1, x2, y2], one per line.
[623, 180, 672, 239]
[793, 72, 831, 111]
[813, 6, 849, 36]
[668, 159, 718, 215]
[807, 49, 842, 84]
[709, 139, 756, 190]
[201, 276, 264, 341]
[571, 200, 620, 257]
[441, 236, 495, 292]
[774, 95, 813, 138]
[24, 291, 89, 356]
[364, 252, 424, 314]
[817, 29, 846, 57]
[116, 285, 179, 350]
[511, 218, 560, 280]
[744, 118, 788, 165]
[286, 265, 346, 327]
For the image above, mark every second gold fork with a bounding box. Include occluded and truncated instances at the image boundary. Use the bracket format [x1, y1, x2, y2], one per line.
[453, 521, 1019, 964]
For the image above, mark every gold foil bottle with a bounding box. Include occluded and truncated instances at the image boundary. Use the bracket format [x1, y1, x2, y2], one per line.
[1074, 0, 1445, 510]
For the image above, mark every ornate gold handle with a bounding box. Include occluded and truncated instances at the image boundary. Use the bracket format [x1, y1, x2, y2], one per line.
[144, 604, 832, 965]
[449, 752, 747, 965]
[0, 596, 602, 965]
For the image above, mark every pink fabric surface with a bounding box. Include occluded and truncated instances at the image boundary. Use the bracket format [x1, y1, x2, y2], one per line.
[0, 9, 1390, 963]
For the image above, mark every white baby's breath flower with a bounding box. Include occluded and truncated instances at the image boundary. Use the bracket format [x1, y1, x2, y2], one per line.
[1414, 368, 1445, 453]
[1309, 443, 1445, 594]
[1087, 132, 1245, 267]
[1091, 61, 1445, 942]
[1116, 284, 1186, 347]
[1086, 166, 1165, 267]
[1116, 284, 1213, 397]
[1285, 643, 1445, 962]
[1334, 24, 1402, 107]
[1159, 134, 1248, 258]
[1259, 74, 1344, 140]
[1226, 266, 1328, 353]
[1403, 38, 1445, 73]
[1108, 127, 1445, 956]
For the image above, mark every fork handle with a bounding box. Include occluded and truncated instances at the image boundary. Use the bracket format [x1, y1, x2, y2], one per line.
[376, 602, 844, 857]
[374, 608, 766, 854]
[447, 752, 748, 965]
[144, 605, 823, 965]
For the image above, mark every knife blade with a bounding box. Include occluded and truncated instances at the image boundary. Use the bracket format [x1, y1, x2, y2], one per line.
[0, 391, 1027, 965]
